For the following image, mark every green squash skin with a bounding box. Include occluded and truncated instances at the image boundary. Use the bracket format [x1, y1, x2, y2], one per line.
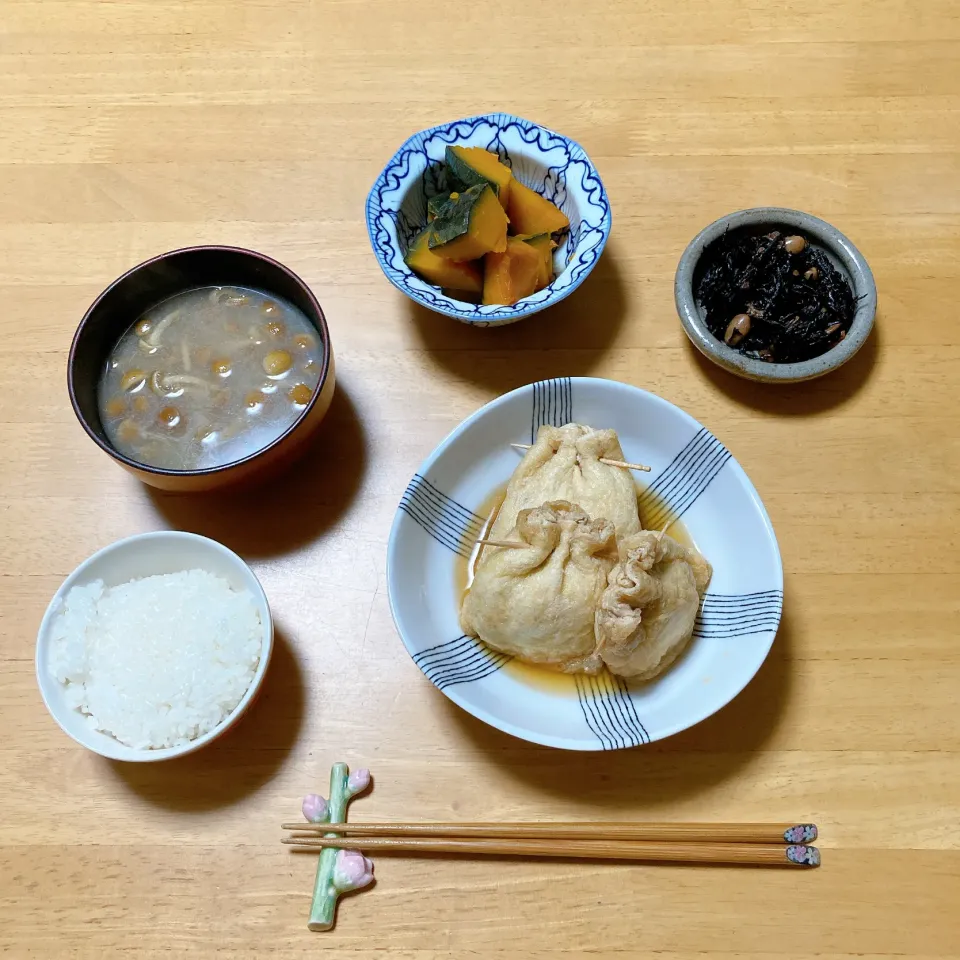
[518, 232, 551, 247]
[426, 191, 455, 221]
[520, 233, 554, 263]
[427, 184, 492, 249]
[404, 226, 482, 292]
[444, 145, 504, 197]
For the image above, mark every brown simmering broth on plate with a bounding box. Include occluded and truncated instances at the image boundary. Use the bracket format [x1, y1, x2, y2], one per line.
[97, 286, 322, 470]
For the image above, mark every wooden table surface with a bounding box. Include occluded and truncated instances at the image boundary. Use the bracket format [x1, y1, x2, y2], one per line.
[2, 1, 959, 957]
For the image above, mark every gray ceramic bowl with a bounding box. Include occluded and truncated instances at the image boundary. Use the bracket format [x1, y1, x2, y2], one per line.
[675, 207, 876, 383]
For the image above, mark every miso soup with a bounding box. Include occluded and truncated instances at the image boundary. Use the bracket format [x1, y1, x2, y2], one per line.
[98, 286, 323, 470]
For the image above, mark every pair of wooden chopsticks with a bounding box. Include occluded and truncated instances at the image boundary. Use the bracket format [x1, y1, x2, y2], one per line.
[282, 821, 820, 868]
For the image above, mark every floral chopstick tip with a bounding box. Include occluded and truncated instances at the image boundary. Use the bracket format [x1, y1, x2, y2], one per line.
[783, 823, 817, 843]
[786, 844, 820, 867]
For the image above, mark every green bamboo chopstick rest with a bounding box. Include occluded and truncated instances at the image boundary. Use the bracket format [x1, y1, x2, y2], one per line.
[302, 762, 373, 931]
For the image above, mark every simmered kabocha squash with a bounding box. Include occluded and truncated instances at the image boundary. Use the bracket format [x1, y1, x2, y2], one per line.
[428, 184, 509, 261]
[406, 149, 570, 302]
[506, 179, 570, 236]
[517, 233, 556, 291]
[404, 226, 483, 293]
[426, 191, 456, 222]
[445, 146, 513, 210]
[483, 237, 541, 306]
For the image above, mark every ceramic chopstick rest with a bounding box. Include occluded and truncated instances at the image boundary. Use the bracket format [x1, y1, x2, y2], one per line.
[302, 762, 373, 931]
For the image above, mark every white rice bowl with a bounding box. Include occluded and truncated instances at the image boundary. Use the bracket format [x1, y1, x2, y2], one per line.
[48, 570, 262, 750]
[36, 531, 273, 761]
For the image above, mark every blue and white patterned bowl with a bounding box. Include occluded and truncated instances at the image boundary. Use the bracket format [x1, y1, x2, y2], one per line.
[366, 114, 612, 326]
[386, 378, 783, 750]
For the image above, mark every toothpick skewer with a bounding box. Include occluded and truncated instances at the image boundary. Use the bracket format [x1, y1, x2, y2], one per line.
[510, 443, 651, 472]
[594, 457, 652, 473]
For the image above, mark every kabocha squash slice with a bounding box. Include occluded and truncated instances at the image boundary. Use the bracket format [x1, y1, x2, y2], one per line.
[426, 191, 456, 222]
[517, 233, 556, 291]
[445, 146, 513, 210]
[483, 237, 541, 306]
[428, 184, 509, 261]
[405, 226, 483, 293]
[506, 179, 569, 236]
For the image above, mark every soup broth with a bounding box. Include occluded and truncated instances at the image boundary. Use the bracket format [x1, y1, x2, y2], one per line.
[98, 286, 323, 470]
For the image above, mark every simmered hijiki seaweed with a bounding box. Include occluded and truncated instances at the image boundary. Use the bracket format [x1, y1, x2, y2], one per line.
[695, 230, 858, 363]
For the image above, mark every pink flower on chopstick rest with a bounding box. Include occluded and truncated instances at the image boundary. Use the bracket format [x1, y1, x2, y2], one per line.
[302, 793, 328, 824]
[347, 768, 371, 797]
[332, 849, 375, 893]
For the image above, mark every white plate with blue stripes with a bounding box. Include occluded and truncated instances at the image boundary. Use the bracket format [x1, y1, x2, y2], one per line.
[386, 377, 782, 750]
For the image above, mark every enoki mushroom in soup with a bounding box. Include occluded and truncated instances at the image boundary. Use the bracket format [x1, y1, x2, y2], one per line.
[98, 286, 323, 470]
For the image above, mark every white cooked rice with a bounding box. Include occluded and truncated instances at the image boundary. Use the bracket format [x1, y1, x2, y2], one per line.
[48, 569, 263, 750]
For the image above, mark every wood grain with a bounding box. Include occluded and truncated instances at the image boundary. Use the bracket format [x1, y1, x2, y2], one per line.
[1, 0, 958, 957]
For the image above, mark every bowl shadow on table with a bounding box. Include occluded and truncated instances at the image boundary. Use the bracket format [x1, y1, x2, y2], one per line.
[441, 608, 796, 810]
[689, 315, 881, 416]
[107, 625, 304, 811]
[144, 384, 366, 559]
[408, 248, 628, 395]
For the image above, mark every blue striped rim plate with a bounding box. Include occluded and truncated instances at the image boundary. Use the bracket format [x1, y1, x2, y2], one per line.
[365, 114, 611, 326]
[386, 377, 783, 750]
